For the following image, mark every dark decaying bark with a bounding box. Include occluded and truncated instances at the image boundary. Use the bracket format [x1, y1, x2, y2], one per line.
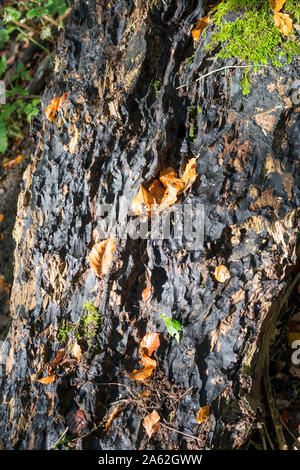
[0, 0, 299, 450]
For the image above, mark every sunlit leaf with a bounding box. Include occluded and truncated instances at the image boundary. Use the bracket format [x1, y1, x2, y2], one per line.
[88, 238, 116, 277]
[192, 16, 210, 41]
[142, 273, 151, 302]
[38, 373, 55, 384]
[273, 12, 293, 35]
[128, 333, 160, 382]
[269, 0, 286, 13]
[131, 184, 154, 215]
[196, 405, 210, 423]
[149, 179, 165, 204]
[45, 92, 69, 122]
[71, 342, 82, 361]
[142, 410, 161, 438]
[214, 265, 230, 283]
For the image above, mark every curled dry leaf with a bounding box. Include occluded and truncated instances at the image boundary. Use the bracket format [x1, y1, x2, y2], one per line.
[45, 92, 69, 123]
[269, 0, 286, 13]
[128, 332, 160, 382]
[192, 15, 210, 41]
[142, 410, 161, 438]
[196, 405, 210, 423]
[214, 265, 230, 283]
[131, 184, 154, 215]
[37, 373, 55, 384]
[273, 12, 293, 35]
[105, 405, 121, 430]
[132, 158, 197, 216]
[72, 341, 82, 361]
[88, 238, 116, 277]
[142, 273, 151, 302]
[0, 214, 4, 223]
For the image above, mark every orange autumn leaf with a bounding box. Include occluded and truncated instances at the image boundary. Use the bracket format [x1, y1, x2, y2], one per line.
[45, 92, 69, 123]
[214, 265, 230, 283]
[132, 184, 154, 215]
[0, 214, 4, 223]
[38, 373, 55, 384]
[105, 405, 121, 430]
[159, 167, 186, 194]
[128, 366, 155, 382]
[273, 12, 293, 35]
[140, 332, 160, 357]
[149, 179, 165, 204]
[269, 0, 286, 12]
[192, 15, 210, 41]
[181, 158, 197, 186]
[142, 273, 151, 302]
[88, 238, 116, 277]
[196, 405, 210, 423]
[3, 155, 22, 168]
[72, 342, 82, 361]
[128, 332, 160, 382]
[142, 410, 161, 438]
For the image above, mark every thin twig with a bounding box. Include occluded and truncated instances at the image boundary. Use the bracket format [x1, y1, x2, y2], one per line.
[50, 427, 69, 450]
[96, 382, 137, 400]
[280, 415, 298, 442]
[161, 420, 203, 444]
[176, 64, 274, 89]
[171, 387, 193, 409]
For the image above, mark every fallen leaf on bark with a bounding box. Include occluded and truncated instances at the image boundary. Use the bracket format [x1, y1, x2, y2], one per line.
[45, 92, 69, 122]
[273, 12, 293, 35]
[196, 405, 210, 423]
[140, 332, 160, 357]
[192, 16, 210, 41]
[142, 273, 151, 302]
[214, 265, 230, 283]
[270, 0, 286, 13]
[132, 159, 197, 215]
[0, 214, 4, 223]
[142, 410, 161, 438]
[37, 373, 55, 384]
[128, 332, 160, 382]
[88, 238, 116, 276]
[149, 179, 165, 204]
[105, 406, 121, 430]
[71, 342, 82, 361]
[46, 348, 67, 369]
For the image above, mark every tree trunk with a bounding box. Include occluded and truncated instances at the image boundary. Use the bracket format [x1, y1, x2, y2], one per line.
[0, 0, 299, 450]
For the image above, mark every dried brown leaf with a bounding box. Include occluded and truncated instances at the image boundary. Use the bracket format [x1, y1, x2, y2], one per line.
[273, 12, 293, 35]
[142, 410, 161, 438]
[45, 92, 69, 122]
[72, 342, 82, 361]
[132, 184, 155, 215]
[38, 373, 55, 384]
[192, 16, 210, 41]
[270, 0, 286, 13]
[196, 405, 210, 423]
[88, 238, 116, 277]
[142, 273, 151, 302]
[214, 265, 230, 283]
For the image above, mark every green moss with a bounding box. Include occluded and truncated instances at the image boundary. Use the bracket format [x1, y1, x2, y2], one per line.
[205, 0, 300, 94]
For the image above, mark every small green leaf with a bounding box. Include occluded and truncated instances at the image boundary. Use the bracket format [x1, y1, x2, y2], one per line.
[0, 28, 10, 48]
[160, 314, 182, 343]
[3, 7, 22, 23]
[27, 7, 48, 19]
[0, 56, 7, 78]
[46, 0, 67, 16]
[0, 118, 8, 154]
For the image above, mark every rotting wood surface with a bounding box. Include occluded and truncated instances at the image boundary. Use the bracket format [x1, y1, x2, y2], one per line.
[0, 0, 299, 450]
